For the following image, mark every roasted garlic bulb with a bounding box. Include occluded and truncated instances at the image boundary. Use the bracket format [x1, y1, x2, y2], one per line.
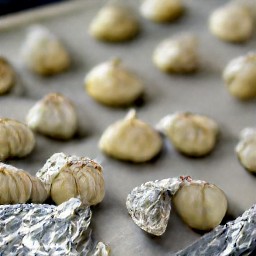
[85, 59, 144, 107]
[223, 52, 256, 100]
[173, 179, 228, 231]
[0, 57, 15, 95]
[209, 4, 253, 43]
[153, 34, 198, 73]
[0, 118, 35, 161]
[140, 0, 184, 23]
[89, 5, 139, 42]
[26, 93, 78, 140]
[157, 112, 218, 157]
[236, 128, 256, 172]
[99, 110, 163, 162]
[0, 163, 47, 204]
[36, 153, 105, 205]
[126, 176, 227, 235]
[21, 25, 70, 75]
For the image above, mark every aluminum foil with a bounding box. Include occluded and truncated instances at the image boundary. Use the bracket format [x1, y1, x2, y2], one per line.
[126, 177, 184, 236]
[175, 204, 256, 256]
[0, 198, 110, 255]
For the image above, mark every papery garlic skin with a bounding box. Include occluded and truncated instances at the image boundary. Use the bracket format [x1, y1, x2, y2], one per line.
[223, 53, 256, 100]
[157, 112, 218, 157]
[89, 5, 139, 42]
[99, 110, 163, 162]
[153, 35, 198, 73]
[209, 4, 253, 43]
[26, 93, 78, 140]
[0, 57, 15, 95]
[236, 128, 256, 172]
[36, 152, 105, 205]
[140, 0, 184, 23]
[0, 163, 48, 204]
[173, 180, 228, 231]
[21, 26, 70, 75]
[0, 119, 35, 161]
[85, 59, 144, 106]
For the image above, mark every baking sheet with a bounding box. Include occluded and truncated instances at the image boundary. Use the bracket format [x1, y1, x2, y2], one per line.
[0, 0, 256, 255]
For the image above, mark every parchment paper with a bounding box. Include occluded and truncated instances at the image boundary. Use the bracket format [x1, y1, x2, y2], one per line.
[0, 0, 256, 255]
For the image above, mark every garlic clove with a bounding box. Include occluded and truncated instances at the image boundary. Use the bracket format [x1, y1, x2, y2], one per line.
[74, 165, 105, 205]
[85, 59, 144, 107]
[0, 118, 35, 161]
[89, 5, 139, 42]
[209, 4, 253, 43]
[21, 25, 70, 75]
[153, 34, 198, 74]
[36, 153, 105, 206]
[26, 93, 78, 140]
[157, 112, 218, 157]
[7, 168, 32, 203]
[0, 163, 47, 204]
[51, 171, 78, 205]
[0, 57, 15, 95]
[0, 171, 12, 204]
[223, 52, 256, 100]
[173, 180, 228, 231]
[237, 142, 256, 172]
[99, 109, 163, 162]
[28, 175, 49, 203]
[0, 123, 10, 160]
[236, 127, 256, 172]
[140, 0, 184, 23]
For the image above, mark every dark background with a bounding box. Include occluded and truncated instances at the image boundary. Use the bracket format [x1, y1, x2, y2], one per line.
[0, 0, 66, 15]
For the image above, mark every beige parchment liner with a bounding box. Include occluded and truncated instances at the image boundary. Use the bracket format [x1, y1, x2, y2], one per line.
[0, 0, 256, 255]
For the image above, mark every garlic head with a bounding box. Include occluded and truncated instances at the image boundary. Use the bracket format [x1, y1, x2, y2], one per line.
[85, 59, 144, 107]
[99, 110, 163, 162]
[26, 93, 78, 140]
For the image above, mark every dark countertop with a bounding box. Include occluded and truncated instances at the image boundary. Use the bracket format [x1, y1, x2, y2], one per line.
[0, 0, 67, 15]
[0, 0, 256, 255]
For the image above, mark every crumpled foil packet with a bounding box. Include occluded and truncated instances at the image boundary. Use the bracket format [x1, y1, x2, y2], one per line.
[126, 176, 185, 236]
[0, 198, 110, 256]
[175, 204, 256, 256]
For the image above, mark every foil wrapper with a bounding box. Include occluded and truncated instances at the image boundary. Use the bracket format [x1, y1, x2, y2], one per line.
[175, 204, 256, 256]
[0, 198, 110, 255]
[126, 177, 185, 236]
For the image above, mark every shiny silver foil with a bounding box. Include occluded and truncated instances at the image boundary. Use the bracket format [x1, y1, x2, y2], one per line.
[175, 204, 256, 256]
[0, 198, 110, 255]
[126, 177, 185, 236]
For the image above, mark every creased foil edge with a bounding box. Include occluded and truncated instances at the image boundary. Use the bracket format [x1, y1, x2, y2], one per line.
[0, 198, 110, 256]
[126, 177, 184, 236]
[175, 204, 256, 256]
